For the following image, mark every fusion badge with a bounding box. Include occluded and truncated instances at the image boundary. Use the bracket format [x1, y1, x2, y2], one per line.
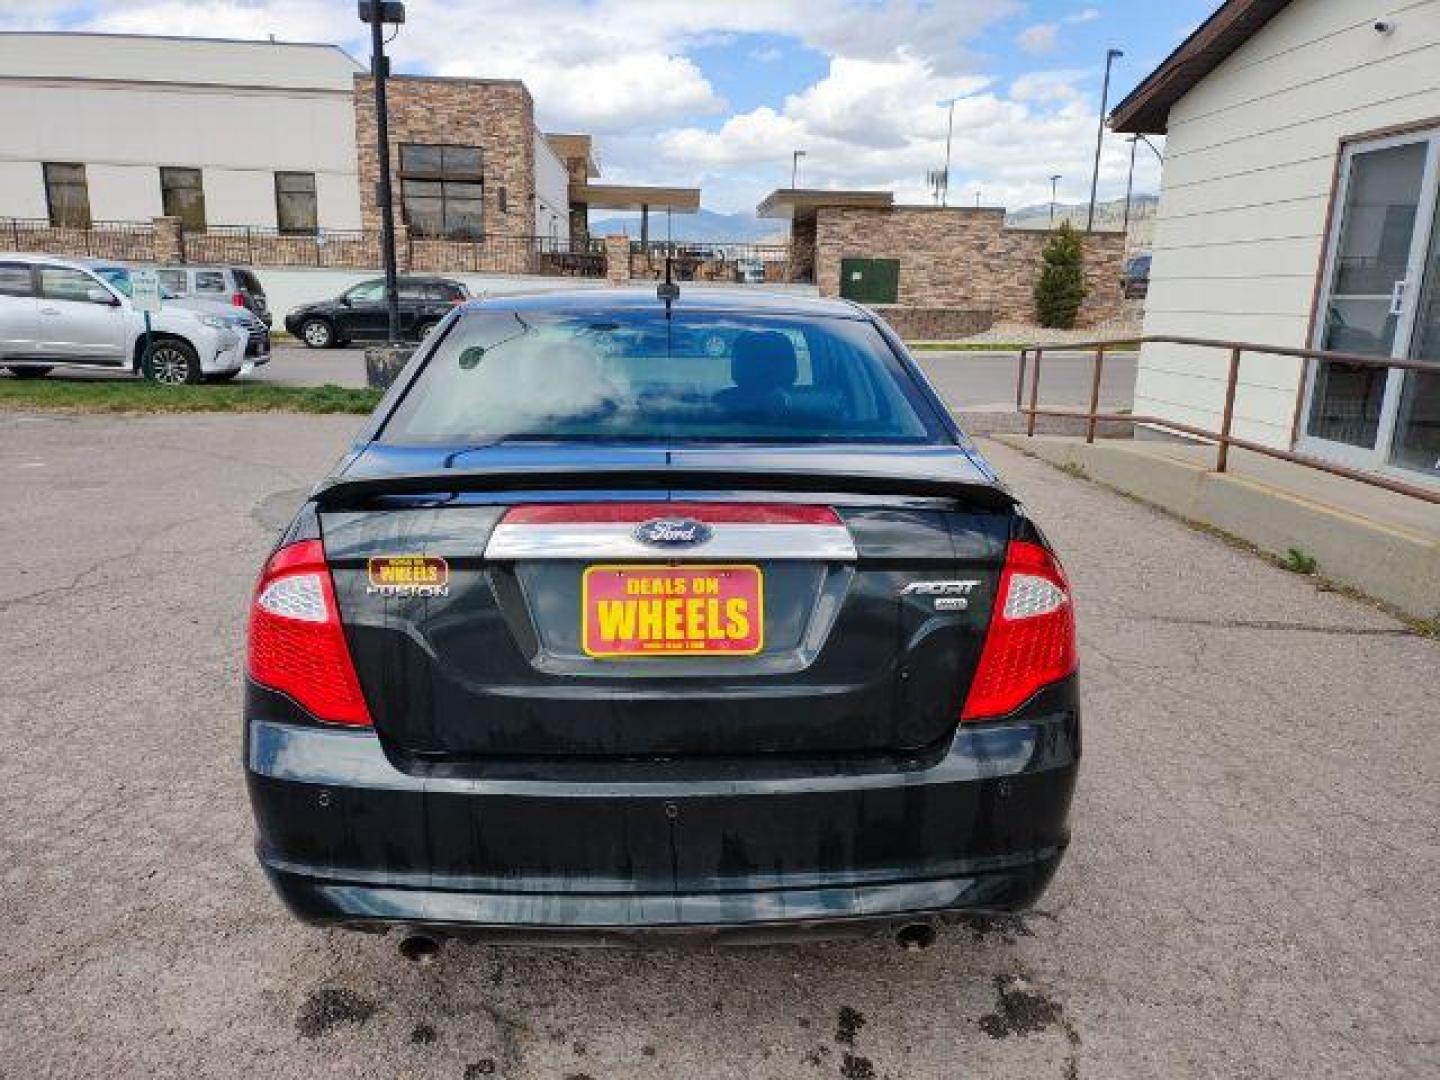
[366, 555, 450, 598]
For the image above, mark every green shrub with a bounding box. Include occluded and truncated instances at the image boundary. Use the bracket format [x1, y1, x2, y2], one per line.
[1282, 548, 1317, 575]
[1033, 221, 1088, 329]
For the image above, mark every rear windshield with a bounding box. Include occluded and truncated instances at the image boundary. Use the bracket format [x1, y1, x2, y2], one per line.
[381, 309, 943, 444]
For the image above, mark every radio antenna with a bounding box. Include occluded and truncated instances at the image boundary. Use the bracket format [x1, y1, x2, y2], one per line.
[657, 253, 679, 311]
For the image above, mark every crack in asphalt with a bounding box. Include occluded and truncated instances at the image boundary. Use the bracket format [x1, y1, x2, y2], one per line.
[1138, 614, 1416, 637]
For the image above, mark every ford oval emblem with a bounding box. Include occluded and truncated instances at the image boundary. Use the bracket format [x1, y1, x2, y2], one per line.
[633, 517, 713, 548]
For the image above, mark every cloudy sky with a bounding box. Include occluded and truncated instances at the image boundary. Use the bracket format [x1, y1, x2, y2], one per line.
[0, 0, 1214, 214]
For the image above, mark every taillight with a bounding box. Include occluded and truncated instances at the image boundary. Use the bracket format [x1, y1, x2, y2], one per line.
[961, 539, 1077, 722]
[231, 292, 246, 308]
[246, 539, 372, 726]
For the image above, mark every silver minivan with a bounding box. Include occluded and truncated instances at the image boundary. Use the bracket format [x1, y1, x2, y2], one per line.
[155, 265, 271, 327]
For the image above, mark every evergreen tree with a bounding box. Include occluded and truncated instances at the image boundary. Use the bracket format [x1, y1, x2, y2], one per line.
[1033, 222, 1087, 329]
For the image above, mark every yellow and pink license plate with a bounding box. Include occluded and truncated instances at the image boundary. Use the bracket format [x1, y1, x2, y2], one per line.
[581, 564, 764, 658]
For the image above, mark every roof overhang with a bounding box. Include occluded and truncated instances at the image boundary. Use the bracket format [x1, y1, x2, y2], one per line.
[756, 188, 894, 221]
[544, 133, 600, 178]
[1109, 0, 1291, 134]
[569, 183, 700, 212]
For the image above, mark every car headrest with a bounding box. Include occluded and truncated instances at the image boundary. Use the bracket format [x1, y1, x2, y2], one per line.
[730, 331, 798, 393]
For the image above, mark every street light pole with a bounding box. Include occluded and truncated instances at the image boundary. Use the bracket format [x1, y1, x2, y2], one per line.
[791, 149, 806, 188]
[361, 0, 404, 344]
[1122, 135, 1139, 242]
[1086, 48, 1123, 233]
[1050, 174, 1061, 226]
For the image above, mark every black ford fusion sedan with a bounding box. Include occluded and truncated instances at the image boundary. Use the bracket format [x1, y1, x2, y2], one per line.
[245, 288, 1079, 951]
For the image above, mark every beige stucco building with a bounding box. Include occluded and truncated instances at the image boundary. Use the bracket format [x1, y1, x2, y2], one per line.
[0, 32, 576, 242]
[1114, 0, 1440, 489]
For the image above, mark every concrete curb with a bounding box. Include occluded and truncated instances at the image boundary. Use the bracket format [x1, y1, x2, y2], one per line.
[991, 434, 1440, 622]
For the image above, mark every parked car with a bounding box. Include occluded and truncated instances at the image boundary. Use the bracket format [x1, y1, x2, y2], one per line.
[245, 288, 1080, 951]
[0, 254, 249, 384]
[155, 264, 272, 327]
[87, 262, 270, 371]
[284, 276, 469, 348]
[1122, 253, 1151, 299]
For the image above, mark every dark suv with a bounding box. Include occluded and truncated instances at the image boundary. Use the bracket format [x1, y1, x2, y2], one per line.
[284, 276, 469, 348]
[1121, 254, 1150, 300]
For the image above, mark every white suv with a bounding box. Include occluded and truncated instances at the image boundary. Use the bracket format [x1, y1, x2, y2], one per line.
[0, 254, 249, 384]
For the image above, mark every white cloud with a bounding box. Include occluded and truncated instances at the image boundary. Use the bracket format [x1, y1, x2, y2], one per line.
[0, 0, 1162, 214]
[1009, 69, 1088, 103]
[1017, 23, 1060, 55]
[656, 53, 1153, 214]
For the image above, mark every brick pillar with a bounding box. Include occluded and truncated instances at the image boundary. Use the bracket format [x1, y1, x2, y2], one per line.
[789, 216, 817, 284]
[152, 216, 184, 263]
[604, 234, 631, 285]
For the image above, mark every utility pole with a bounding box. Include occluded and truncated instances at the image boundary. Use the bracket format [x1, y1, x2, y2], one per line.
[791, 149, 806, 188]
[360, 1, 405, 344]
[1050, 174, 1061, 226]
[1087, 48, 1123, 233]
[936, 95, 967, 208]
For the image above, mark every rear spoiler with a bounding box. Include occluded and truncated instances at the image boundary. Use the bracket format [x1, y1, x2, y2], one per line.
[311, 467, 1017, 512]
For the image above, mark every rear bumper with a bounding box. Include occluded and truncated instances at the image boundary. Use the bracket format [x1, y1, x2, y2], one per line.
[245, 680, 1079, 939]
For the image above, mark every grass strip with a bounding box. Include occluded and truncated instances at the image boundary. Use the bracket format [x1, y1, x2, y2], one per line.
[0, 379, 382, 414]
[905, 341, 1139, 353]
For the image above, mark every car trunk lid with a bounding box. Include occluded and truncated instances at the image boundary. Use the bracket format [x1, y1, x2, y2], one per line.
[318, 444, 1013, 759]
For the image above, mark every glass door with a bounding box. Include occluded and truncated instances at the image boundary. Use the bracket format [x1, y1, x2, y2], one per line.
[1301, 132, 1438, 472]
[1388, 186, 1440, 479]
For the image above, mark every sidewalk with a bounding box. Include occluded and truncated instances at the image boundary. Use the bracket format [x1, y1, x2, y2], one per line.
[991, 433, 1440, 622]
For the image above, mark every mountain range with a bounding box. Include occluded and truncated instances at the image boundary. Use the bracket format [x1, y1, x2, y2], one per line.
[1004, 193, 1158, 230]
[587, 208, 780, 243]
[586, 194, 1158, 244]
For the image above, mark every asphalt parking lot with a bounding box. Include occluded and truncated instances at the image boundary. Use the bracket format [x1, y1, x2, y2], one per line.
[250, 343, 1137, 412]
[2, 411, 1436, 1079]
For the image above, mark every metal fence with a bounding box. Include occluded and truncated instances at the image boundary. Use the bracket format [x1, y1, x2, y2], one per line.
[178, 226, 382, 269]
[627, 240, 795, 284]
[0, 218, 156, 262]
[1016, 334, 1440, 506]
[178, 227, 606, 276]
[0, 218, 797, 284]
[404, 233, 605, 276]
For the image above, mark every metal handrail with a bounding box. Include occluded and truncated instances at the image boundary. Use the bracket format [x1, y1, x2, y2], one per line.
[1014, 334, 1440, 506]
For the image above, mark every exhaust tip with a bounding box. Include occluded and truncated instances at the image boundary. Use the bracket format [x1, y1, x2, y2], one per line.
[896, 922, 937, 951]
[397, 931, 442, 964]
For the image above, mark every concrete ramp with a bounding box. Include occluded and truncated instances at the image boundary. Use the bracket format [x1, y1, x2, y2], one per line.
[991, 434, 1440, 623]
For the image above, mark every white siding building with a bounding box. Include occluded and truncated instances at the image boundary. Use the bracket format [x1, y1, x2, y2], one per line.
[1113, 0, 1440, 489]
[534, 133, 571, 242]
[0, 33, 366, 231]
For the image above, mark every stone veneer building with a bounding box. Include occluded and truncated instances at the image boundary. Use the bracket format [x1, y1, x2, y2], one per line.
[354, 75, 539, 239]
[759, 189, 1127, 337]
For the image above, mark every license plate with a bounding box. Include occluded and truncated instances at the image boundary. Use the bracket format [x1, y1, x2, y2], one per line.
[582, 564, 763, 658]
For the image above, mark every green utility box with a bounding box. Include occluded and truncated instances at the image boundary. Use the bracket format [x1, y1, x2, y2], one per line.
[839, 258, 900, 304]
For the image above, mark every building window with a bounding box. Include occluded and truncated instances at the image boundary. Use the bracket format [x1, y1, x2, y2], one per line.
[399, 143, 483, 239]
[43, 163, 91, 228]
[160, 167, 206, 231]
[275, 172, 318, 234]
